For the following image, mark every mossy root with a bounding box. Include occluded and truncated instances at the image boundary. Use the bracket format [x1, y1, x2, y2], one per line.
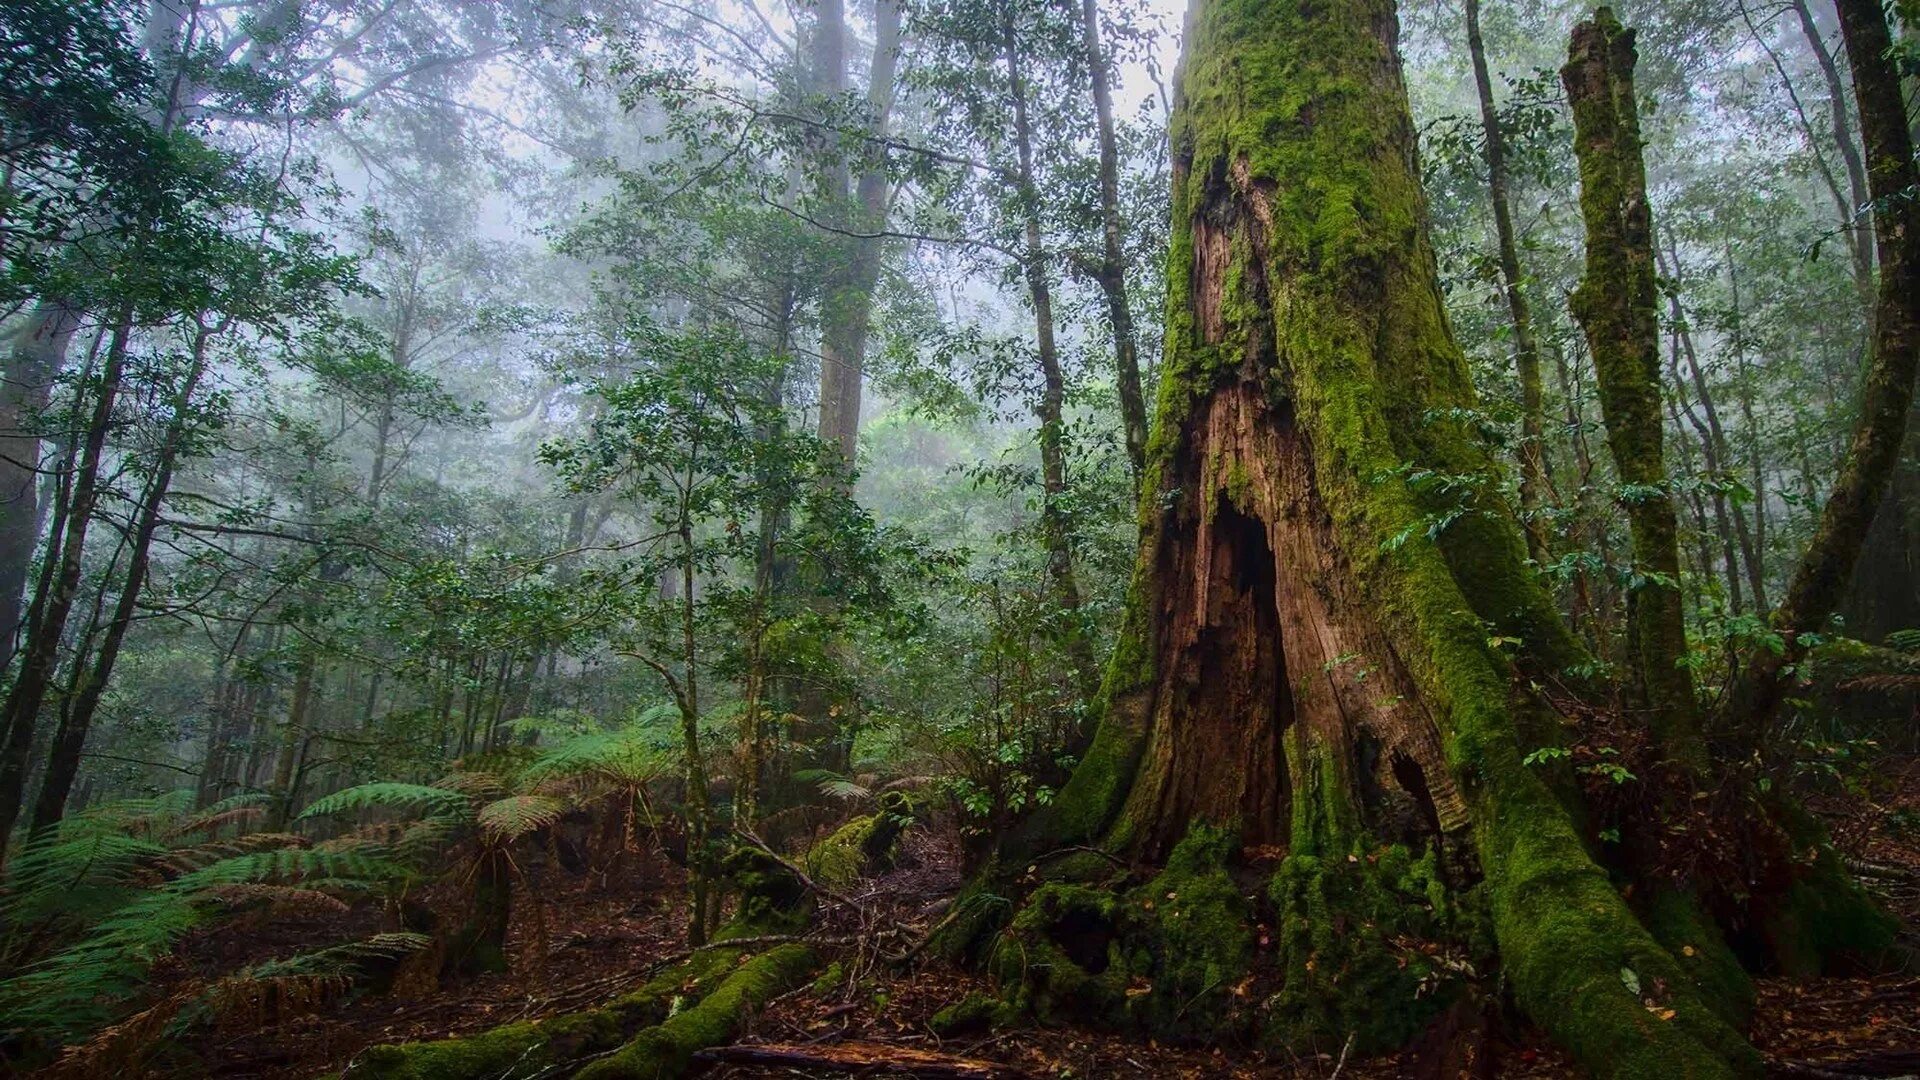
[573, 943, 819, 1080]
[344, 948, 739, 1080]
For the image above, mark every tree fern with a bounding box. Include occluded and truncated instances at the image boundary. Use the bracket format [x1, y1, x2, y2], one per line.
[164, 792, 273, 840]
[0, 847, 405, 1041]
[523, 727, 668, 789]
[297, 782, 470, 822]
[476, 795, 566, 845]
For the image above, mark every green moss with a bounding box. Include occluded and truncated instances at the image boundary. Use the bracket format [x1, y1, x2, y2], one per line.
[347, 950, 737, 1080]
[1120, 826, 1256, 1037]
[718, 847, 811, 936]
[930, 991, 1012, 1036]
[1642, 888, 1754, 1029]
[988, 882, 1130, 1023]
[1758, 801, 1898, 976]
[1263, 843, 1486, 1055]
[573, 944, 819, 1080]
[803, 792, 912, 887]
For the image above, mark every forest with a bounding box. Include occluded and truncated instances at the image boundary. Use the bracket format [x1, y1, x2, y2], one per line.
[0, 0, 1918, 1075]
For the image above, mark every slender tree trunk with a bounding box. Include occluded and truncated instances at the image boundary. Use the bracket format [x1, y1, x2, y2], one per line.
[268, 658, 317, 829]
[1791, 0, 1876, 296]
[0, 303, 79, 664]
[1723, 0, 1920, 734]
[1465, 0, 1555, 564]
[29, 319, 217, 833]
[1661, 247, 1768, 612]
[1076, 0, 1149, 486]
[0, 303, 134, 859]
[814, 0, 901, 476]
[1564, 12, 1706, 768]
[1002, 2, 1097, 698]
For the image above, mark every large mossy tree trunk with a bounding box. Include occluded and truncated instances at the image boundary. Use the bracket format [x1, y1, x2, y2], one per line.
[984, 0, 1772, 1074]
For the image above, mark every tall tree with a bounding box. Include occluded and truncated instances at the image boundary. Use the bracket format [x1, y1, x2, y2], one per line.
[1076, 0, 1149, 486]
[1725, 0, 1920, 730]
[1563, 8, 1704, 767]
[969, 0, 1789, 1074]
[1463, 0, 1554, 564]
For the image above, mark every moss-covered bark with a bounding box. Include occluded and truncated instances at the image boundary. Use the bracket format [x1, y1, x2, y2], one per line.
[987, 0, 1770, 1074]
[803, 792, 912, 887]
[1562, 8, 1706, 770]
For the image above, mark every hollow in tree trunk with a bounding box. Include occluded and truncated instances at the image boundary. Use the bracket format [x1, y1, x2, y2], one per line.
[949, 0, 1892, 1075]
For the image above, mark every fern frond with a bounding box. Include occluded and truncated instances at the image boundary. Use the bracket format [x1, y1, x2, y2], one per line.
[164, 793, 274, 840]
[203, 884, 351, 918]
[298, 782, 470, 822]
[477, 795, 567, 845]
[524, 728, 668, 788]
[818, 778, 872, 803]
[434, 770, 511, 800]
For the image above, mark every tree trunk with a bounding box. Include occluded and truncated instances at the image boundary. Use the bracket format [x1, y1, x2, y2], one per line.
[1003, 2, 1097, 698]
[992, 1, 1756, 1074]
[1724, 0, 1920, 733]
[1564, 11, 1706, 768]
[0, 304, 133, 861]
[1076, 0, 1149, 488]
[1464, 0, 1554, 565]
[1790, 0, 1875, 305]
[0, 302, 80, 665]
[29, 322, 216, 833]
[814, 0, 901, 476]
[444, 846, 512, 976]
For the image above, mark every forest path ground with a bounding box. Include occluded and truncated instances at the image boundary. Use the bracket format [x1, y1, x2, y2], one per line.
[172, 758, 1920, 1080]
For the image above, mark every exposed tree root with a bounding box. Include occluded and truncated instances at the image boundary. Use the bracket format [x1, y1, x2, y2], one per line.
[573, 943, 819, 1080]
[693, 1040, 1033, 1078]
[341, 944, 749, 1079]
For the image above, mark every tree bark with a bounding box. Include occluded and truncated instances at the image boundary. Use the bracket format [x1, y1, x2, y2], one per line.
[1005, 1, 1754, 1074]
[0, 302, 80, 666]
[0, 303, 133, 860]
[1563, 10, 1707, 768]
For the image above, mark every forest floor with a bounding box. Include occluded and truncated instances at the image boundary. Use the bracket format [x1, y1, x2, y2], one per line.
[163, 759, 1920, 1080]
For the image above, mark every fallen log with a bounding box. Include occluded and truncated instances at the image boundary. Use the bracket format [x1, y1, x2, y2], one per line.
[692, 1041, 1032, 1079]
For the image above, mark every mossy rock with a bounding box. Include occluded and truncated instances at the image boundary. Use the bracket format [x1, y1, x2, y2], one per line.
[930, 991, 1014, 1036]
[989, 881, 1132, 1024]
[720, 846, 812, 935]
[1118, 826, 1257, 1038]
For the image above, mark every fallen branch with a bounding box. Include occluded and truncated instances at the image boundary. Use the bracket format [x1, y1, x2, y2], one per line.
[693, 1040, 1033, 1079]
[1768, 1050, 1920, 1079]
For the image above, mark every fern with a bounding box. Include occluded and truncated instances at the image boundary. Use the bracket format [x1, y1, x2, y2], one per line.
[523, 727, 668, 788]
[0, 848, 405, 1041]
[477, 795, 566, 845]
[165, 793, 274, 840]
[297, 781, 471, 821]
